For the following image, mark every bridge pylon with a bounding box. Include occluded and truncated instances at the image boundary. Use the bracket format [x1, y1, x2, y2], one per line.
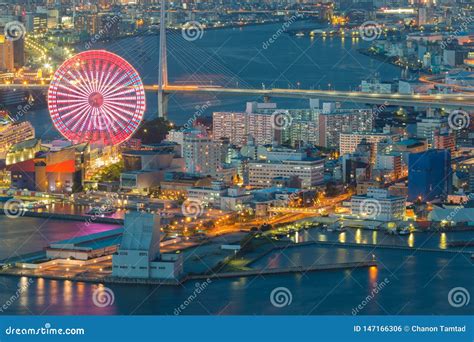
[158, 0, 169, 118]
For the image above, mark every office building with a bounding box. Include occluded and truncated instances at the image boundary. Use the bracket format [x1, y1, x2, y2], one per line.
[0, 34, 14, 71]
[339, 131, 400, 158]
[351, 188, 406, 222]
[408, 149, 452, 202]
[248, 158, 324, 189]
[183, 131, 223, 177]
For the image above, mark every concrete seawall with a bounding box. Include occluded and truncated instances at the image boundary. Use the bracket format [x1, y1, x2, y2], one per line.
[0, 209, 123, 225]
[189, 261, 377, 281]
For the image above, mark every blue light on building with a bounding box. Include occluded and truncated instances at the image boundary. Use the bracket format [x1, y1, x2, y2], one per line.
[408, 149, 452, 202]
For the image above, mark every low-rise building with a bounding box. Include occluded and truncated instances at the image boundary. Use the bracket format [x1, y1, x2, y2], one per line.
[248, 158, 324, 189]
[351, 188, 406, 222]
[112, 212, 183, 280]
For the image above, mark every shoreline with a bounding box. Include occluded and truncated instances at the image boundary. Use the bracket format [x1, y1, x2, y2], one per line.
[0, 209, 123, 225]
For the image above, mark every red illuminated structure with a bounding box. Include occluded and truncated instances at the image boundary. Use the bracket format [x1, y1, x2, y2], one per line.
[48, 50, 146, 146]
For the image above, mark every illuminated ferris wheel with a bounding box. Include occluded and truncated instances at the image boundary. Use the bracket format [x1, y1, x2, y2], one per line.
[48, 50, 146, 146]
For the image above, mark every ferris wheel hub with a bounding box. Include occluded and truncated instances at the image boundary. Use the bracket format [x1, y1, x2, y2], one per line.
[88, 92, 104, 108]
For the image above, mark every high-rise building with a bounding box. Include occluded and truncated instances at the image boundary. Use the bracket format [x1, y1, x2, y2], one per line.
[213, 104, 373, 149]
[408, 149, 452, 202]
[183, 131, 223, 177]
[416, 117, 449, 147]
[319, 109, 374, 149]
[0, 34, 14, 71]
[433, 132, 455, 153]
[12, 38, 24, 69]
[339, 131, 400, 157]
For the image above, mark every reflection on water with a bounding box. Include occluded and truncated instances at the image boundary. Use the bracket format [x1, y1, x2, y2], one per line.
[293, 226, 474, 252]
[355, 229, 362, 244]
[0, 244, 471, 315]
[368, 266, 378, 287]
[338, 232, 346, 243]
[439, 233, 447, 249]
[372, 231, 377, 245]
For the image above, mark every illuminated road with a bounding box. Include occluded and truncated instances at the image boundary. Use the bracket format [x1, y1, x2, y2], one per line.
[3, 83, 474, 109]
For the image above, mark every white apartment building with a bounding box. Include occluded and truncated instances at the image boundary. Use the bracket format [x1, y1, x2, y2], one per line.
[351, 188, 406, 222]
[375, 154, 403, 178]
[416, 117, 449, 147]
[248, 158, 324, 189]
[183, 132, 223, 177]
[340, 132, 400, 157]
[213, 103, 373, 149]
[213, 111, 275, 146]
[318, 109, 374, 148]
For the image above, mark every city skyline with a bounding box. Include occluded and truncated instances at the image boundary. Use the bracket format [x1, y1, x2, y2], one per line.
[0, 1, 472, 341]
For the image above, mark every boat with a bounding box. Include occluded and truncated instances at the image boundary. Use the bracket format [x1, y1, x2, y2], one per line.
[295, 32, 305, 37]
[0, 196, 13, 202]
[336, 226, 347, 232]
[398, 228, 410, 236]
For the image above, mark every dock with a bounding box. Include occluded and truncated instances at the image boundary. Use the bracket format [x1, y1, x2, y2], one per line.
[188, 261, 377, 280]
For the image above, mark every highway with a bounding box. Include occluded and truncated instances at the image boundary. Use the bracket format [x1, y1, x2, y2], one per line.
[2, 83, 474, 109]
